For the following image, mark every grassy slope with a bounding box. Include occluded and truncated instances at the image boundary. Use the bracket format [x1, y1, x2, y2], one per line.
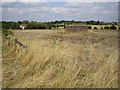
[2, 30, 118, 88]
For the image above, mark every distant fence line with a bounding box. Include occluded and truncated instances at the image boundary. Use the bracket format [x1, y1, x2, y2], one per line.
[6, 37, 28, 54]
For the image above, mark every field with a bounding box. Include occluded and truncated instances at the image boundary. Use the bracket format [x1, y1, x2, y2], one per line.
[0, 30, 2, 89]
[2, 29, 118, 88]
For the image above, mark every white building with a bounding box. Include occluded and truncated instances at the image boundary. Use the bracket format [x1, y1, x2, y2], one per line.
[20, 24, 28, 30]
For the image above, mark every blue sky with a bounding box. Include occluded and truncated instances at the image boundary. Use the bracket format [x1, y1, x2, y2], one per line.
[2, 0, 120, 2]
[2, 2, 118, 22]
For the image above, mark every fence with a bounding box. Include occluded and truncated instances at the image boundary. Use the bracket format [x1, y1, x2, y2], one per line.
[6, 37, 28, 55]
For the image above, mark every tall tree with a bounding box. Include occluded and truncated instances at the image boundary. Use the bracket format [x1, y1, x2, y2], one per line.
[23, 20, 29, 24]
[18, 21, 22, 25]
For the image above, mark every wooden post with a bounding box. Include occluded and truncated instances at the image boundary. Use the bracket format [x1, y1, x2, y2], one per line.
[8, 37, 11, 46]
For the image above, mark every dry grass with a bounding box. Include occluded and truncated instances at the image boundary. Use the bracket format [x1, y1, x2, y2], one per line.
[0, 30, 2, 89]
[2, 29, 118, 88]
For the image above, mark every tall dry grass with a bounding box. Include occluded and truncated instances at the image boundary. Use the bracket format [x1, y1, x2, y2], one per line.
[0, 29, 2, 89]
[2, 30, 118, 88]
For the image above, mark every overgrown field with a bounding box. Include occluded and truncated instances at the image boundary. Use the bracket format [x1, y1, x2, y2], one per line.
[2, 29, 118, 88]
[0, 29, 2, 89]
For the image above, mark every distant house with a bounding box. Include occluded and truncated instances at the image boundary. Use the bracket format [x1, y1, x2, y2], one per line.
[20, 24, 28, 30]
[66, 24, 89, 32]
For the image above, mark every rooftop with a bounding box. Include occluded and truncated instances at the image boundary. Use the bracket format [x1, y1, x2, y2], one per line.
[20, 24, 28, 27]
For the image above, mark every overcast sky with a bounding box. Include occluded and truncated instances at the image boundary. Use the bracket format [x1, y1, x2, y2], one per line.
[2, 1, 118, 22]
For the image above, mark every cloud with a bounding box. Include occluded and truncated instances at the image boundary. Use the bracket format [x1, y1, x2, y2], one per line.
[41, 7, 50, 11]
[2, 0, 47, 2]
[1, 0, 119, 2]
[2, 2, 118, 22]
[2, 0, 17, 2]
[20, 0, 47, 2]
[46, 0, 119, 2]
[29, 7, 50, 12]
[19, 0, 48, 5]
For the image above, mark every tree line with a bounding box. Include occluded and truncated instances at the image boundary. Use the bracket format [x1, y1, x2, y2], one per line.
[88, 25, 118, 30]
[1, 20, 118, 29]
[2, 20, 56, 29]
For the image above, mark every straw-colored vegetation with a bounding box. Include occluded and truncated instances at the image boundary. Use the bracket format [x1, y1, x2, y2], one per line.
[0, 29, 2, 89]
[2, 29, 118, 88]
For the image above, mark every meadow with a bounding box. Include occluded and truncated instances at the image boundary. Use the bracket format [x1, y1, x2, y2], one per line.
[2, 29, 118, 88]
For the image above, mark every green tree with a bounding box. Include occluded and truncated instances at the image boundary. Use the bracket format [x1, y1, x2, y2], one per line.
[104, 26, 110, 29]
[47, 23, 55, 29]
[23, 20, 29, 24]
[101, 27, 103, 29]
[2, 29, 13, 36]
[86, 21, 90, 25]
[88, 26, 92, 29]
[11, 22, 19, 29]
[110, 25, 117, 30]
[119, 27, 120, 30]
[94, 27, 98, 29]
[27, 22, 47, 29]
[56, 24, 59, 28]
[27, 22, 36, 29]
[97, 20, 100, 25]
[18, 21, 22, 25]
[64, 23, 66, 29]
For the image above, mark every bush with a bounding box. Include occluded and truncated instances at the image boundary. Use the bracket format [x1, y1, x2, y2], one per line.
[88, 26, 92, 29]
[2, 29, 13, 36]
[101, 27, 103, 29]
[119, 27, 120, 30]
[104, 26, 110, 29]
[94, 27, 98, 29]
[110, 25, 117, 30]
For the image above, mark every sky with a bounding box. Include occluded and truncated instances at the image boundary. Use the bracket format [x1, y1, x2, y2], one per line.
[1, 1, 119, 22]
[1, 0, 120, 2]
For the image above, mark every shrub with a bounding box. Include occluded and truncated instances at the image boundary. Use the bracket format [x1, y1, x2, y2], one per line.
[88, 26, 92, 29]
[104, 26, 110, 29]
[94, 27, 98, 29]
[110, 25, 117, 30]
[2, 29, 13, 36]
[119, 27, 120, 30]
